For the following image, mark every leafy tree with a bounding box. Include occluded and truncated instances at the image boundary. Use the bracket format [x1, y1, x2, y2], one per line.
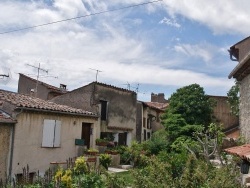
[164, 83, 214, 126]
[227, 81, 239, 116]
[162, 84, 214, 144]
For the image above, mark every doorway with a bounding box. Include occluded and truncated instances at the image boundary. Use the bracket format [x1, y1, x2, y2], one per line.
[82, 123, 91, 149]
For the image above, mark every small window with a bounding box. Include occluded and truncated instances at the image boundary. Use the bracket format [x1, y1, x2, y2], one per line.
[100, 100, 108, 120]
[42, 119, 61, 147]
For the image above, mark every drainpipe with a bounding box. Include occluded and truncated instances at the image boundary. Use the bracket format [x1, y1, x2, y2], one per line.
[228, 49, 238, 61]
[8, 123, 15, 178]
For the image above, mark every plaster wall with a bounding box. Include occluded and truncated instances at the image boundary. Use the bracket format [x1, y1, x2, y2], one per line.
[0, 124, 12, 180]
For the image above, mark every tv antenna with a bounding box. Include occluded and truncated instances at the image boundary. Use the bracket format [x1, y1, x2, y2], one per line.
[89, 68, 102, 82]
[0, 67, 12, 85]
[123, 82, 131, 90]
[26, 63, 48, 96]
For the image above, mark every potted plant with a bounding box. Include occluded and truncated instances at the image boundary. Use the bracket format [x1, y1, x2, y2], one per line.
[87, 148, 99, 156]
[99, 153, 112, 170]
[96, 138, 109, 146]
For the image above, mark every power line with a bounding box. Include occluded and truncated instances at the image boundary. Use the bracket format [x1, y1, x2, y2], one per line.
[0, 0, 163, 35]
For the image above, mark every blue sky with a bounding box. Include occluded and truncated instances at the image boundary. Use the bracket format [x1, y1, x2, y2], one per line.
[0, 0, 247, 101]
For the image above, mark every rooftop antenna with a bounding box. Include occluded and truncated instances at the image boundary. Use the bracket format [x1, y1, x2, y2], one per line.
[27, 63, 48, 96]
[122, 82, 131, 90]
[0, 67, 12, 85]
[89, 68, 102, 82]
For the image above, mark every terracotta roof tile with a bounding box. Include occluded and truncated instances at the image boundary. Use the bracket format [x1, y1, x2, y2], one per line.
[0, 90, 97, 117]
[0, 110, 16, 123]
[224, 144, 250, 161]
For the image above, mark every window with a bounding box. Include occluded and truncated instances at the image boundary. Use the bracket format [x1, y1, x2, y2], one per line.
[42, 119, 61, 147]
[100, 100, 108, 120]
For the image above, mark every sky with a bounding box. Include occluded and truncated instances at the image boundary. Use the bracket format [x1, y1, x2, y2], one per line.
[0, 0, 248, 101]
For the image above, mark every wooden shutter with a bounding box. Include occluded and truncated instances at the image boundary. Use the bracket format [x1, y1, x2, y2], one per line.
[42, 120, 55, 147]
[54, 120, 61, 147]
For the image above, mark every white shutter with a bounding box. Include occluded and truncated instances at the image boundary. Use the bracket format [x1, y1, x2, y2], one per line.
[54, 120, 61, 147]
[42, 120, 55, 147]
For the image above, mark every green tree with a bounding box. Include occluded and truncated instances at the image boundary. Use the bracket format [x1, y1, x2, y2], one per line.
[165, 84, 214, 126]
[162, 84, 214, 144]
[227, 81, 239, 116]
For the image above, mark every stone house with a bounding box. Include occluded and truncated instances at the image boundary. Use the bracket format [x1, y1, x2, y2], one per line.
[51, 82, 137, 146]
[136, 93, 168, 142]
[228, 36, 250, 142]
[0, 89, 98, 179]
[18, 73, 67, 100]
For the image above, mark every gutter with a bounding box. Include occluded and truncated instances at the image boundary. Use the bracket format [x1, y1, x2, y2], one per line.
[228, 51, 250, 79]
[16, 107, 99, 118]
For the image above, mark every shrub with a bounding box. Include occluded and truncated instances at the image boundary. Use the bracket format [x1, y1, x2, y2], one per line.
[74, 156, 88, 174]
[99, 154, 112, 170]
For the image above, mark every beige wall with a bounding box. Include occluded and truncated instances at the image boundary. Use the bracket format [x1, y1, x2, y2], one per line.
[12, 112, 98, 176]
[0, 124, 13, 180]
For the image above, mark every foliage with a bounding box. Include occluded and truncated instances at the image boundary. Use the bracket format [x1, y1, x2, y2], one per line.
[74, 156, 88, 174]
[227, 81, 240, 116]
[157, 150, 189, 178]
[87, 148, 99, 152]
[132, 156, 173, 188]
[163, 83, 214, 126]
[75, 172, 105, 188]
[99, 153, 112, 170]
[115, 145, 131, 165]
[103, 171, 128, 188]
[142, 129, 169, 155]
[54, 168, 72, 188]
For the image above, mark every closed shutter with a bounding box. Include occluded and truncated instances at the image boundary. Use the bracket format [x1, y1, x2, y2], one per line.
[42, 120, 55, 147]
[54, 120, 61, 147]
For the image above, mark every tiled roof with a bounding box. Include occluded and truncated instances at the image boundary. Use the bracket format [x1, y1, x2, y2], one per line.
[224, 144, 250, 161]
[144, 102, 168, 111]
[0, 90, 97, 117]
[0, 110, 16, 123]
[19, 73, 67, 94]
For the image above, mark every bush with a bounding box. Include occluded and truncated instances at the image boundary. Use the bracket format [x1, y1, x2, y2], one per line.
[74, 156, 88, 174]
[99, 154, 112, 170]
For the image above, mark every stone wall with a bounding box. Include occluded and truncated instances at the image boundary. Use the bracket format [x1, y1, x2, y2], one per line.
[239, 74, 250, 142]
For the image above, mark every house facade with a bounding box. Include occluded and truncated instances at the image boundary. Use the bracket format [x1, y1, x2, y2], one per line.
[136, 93, 168, 142]
[51, 82, 137, 146]
[18, 73, 67, 100]
[0, 90, 98, 178]
[228, 36, 250, 142]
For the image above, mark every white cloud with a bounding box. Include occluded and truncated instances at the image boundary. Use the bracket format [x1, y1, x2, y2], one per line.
[174, 43, 214, 62]
[0, 0, 239, 100]
[162, 0, 250, 35]
[159, 17, 181, 28]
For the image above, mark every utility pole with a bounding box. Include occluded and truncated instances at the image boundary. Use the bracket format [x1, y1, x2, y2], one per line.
[27, 63, 48, 97]
[89, 68, 102, 82]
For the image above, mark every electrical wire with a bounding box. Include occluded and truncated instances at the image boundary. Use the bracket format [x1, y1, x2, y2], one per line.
[0, 0, 163, 35]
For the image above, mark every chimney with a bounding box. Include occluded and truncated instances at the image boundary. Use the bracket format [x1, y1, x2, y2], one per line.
[60, 84, 67, 91]
[151, 93, 167, 103]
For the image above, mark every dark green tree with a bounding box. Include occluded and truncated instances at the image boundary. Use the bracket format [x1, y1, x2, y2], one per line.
[165, 84, 214, 126]
[162, 84, 214, 144]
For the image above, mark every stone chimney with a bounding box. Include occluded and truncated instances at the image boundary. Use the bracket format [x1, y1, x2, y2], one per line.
[151, 93, 168, 103]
